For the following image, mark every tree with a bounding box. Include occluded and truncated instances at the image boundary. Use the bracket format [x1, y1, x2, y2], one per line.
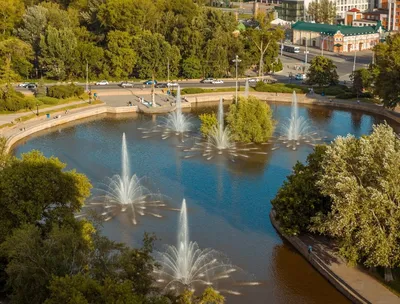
[245, 13, 284, 77]
[306, 55, 338, 87]
[0, 0, 24, 35]
[0, 38, 34, 79]
[181, 56, 202, 79]
[307, 0, 336, 24]
[199, 113, 218, 137]
[177, 287, 224, 304]
[373, 33, 400, 108]
[39, 26, 78, 79]
[0, 136, 9, 170]
[105, 30, 137, 78]
[311, 124, 400, 281]
[226, 96, 275, 143]
[350, 68, 375, 97]
[0, 150, 91, 243]
[271, 145, 332, 236]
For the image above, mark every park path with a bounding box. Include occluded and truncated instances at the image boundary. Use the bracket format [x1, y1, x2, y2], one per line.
[270, 211, 400, 304]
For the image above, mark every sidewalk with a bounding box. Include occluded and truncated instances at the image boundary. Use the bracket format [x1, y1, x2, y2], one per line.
[270, 210, 400, 304]
[0, 99, 89, 126]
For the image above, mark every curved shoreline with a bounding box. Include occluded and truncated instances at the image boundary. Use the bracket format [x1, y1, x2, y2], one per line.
[3, 92, 400, 153]
[269, 210, 399, 304]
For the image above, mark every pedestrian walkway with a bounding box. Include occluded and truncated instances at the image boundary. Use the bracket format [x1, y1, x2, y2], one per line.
[270, 210, 400, 304]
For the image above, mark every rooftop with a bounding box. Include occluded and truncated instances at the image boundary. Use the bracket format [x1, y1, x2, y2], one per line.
[348, 8, 361, 12]
[291, 21, 380, 36]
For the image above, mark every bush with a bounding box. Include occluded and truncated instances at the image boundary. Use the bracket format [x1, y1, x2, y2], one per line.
[335, 92, 355, 99]
[181, 88, 205, 94]
[0, 86, 39, 112]
[38, 96, 60, 105]
[47, 84, 84, 99]
[254, 82, 307, 94]
[199, 113, 217, 137]
[226, 96, 275, 143]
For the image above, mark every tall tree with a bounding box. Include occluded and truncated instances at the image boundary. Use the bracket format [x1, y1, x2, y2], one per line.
[307, 0, 336, 24]
[271, 145, 332, 236]
[311, 124, 400, 281]
[306, 55, 338, 87]
[0, 0, 24, 35]
[373, 33, 400, 108]
[245, 13, 283, 77]
[105, 30, 136, 78]
[0, 150, 91, 243]
[0, 38, 34, 79]
[350, 68, 375, 97]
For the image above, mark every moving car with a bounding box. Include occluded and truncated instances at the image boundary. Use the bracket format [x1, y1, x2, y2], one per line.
[155, 83, 168, 88]
[295, 74, 306, 80]
[25, 83, 37, 89]
[167, 82, 179, 87]
[95, 80, 109, 85]
[248, 78, 258, 83]
[200, 78, 215, 83]
[18, 82, 30, 87]
[211, 79, 224, 84]
[119, 81, 134, 88]
[144, 80, 157, 85]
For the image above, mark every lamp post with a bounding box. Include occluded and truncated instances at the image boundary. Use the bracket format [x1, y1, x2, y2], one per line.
[320, 34, 329, 56]
[232, 55, 241, 104]
[36, 103, 39, 116]
[167, 58, 170, 83]
[85, 60, 89, 92]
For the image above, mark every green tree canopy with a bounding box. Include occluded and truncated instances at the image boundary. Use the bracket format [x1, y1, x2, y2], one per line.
[0, 150, 91, 243]
[307, 0, 336, 24]
[0, 0, 24, 35]
[350, 67, 375, 96]
[199, 113, 218, 137]
[311, 124, 400, 281]
[271, 145, 332, 236]
[226, 96, 275, 143]
[306, 55, 339, 87]
[373, 33, 400, 108]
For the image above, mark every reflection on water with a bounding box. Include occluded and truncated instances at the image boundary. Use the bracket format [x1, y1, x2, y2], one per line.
[13, 104, 399, 304]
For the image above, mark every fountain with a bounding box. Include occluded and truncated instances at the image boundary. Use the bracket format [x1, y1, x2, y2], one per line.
[278, 91, 319, 150]
[184, 97, 266, 161]
[88, 133, 166, 224]
[154, 199, 260, 295]
[141, 86, 192, 141]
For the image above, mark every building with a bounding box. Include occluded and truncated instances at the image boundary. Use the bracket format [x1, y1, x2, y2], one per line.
[276, 0, 305, 22]
[291, 21, 384, 52]
[386, 0, 400, 31]
[344, 8, 390, 29]
[333, 0, 373, 19]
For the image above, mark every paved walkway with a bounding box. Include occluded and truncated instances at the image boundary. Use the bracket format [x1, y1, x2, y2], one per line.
[270, 211, 400, 304]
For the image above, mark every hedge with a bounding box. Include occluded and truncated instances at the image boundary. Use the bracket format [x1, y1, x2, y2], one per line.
[181, 88, 204, 94]
[38, 96, 60, 105]
[254, 82, 308, 94]
[47, 84, 84, 99]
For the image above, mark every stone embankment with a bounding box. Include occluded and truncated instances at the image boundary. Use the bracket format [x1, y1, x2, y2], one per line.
[270, 210, 400, 304]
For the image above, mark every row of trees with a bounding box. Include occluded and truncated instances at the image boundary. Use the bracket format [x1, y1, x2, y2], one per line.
[272, 123, 400, 281]
[0, 145, 224, 303]
[0, 0, 283, 82]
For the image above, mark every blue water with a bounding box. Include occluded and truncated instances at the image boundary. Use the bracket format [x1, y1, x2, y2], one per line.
[14, 103, 398, 303]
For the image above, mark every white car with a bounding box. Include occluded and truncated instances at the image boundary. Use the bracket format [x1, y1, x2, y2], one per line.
[211, 79, 224, 84]
[248, 78, 258, 83]
[95, 80, 109, 85]
[167, 82, 179, 87]
[18, 82, 30, 87]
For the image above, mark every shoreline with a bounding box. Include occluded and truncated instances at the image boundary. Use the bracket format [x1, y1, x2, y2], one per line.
[269, 209, 399, 304]
[3, 92, 400, 153]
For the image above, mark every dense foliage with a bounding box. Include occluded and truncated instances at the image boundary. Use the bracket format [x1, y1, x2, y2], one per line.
[199, 112, 218, 137]
[373, 34, 400, 108]
[226, 96, 275, 143]
[0, 85, 36, 111]
[307, 0, 336, 24]
[306, 55, 339, 87]
[0, 0, 282, 82]
[271, 145, 331, 236]
[47, 84, 84, 99]
[311, 124, 400, 280]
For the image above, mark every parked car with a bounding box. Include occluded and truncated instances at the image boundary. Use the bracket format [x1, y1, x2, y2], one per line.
[18, 82, 30, 87]
[144, 80, 157, 85]
[119, 81, 133, 88]
[295, 74, 306, 80]
[167, 82, 179, 87]
[95, 80, 109, 85]
[26, 83, 37, 89]
[155, 83, 168, 88]
[200, 78, 215, 83]
[211, 79, 224, 84]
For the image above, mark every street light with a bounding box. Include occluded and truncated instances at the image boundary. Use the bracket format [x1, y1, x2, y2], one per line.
[36, 103, 39, 116]
[232, 55, 241, 104]
[85, 60, 89, 92]
[320, 34, 329, 56]
[353, 36, 357, 72]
